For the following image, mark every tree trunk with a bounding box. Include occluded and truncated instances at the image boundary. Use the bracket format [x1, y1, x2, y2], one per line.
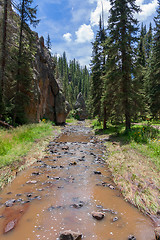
[0, 0, 8, 113]
[103, 105, 107, 130]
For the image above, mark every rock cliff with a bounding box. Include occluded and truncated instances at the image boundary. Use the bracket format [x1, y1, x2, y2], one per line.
[26, 36, 70, 124]
[0, 2, 70, 124]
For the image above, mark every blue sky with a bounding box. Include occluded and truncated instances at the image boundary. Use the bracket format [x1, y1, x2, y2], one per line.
[32, 0, 158, 67]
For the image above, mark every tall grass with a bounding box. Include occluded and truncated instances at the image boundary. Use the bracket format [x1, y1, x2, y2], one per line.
[0, 122, 54, 168]
[93, 119, 160, 170]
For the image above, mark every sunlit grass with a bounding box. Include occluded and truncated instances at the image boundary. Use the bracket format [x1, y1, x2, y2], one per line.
[0, 122, 54, 168]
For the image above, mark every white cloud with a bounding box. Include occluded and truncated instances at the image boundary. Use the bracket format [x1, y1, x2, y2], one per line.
[72, 8, 89, 23]
[136, 0, 158, 21]
[75, 24, 94, 43]
[90, 0, 111, 26]
[63, 33, 72, 42]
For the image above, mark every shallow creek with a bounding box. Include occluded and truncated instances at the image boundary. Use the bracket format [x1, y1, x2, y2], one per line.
[0, 124, 155, 240]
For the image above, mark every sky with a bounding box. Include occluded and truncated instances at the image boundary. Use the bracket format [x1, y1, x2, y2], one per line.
[32, 0, 158, 68]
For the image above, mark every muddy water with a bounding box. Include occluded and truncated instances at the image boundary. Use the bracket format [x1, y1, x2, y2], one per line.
[0, 124, 155, 240]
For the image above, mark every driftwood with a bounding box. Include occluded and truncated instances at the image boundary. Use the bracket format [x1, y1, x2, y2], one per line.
[0, 120, 13, 129]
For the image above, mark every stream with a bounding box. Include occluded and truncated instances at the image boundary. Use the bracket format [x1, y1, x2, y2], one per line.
[0, 123, 155, 239]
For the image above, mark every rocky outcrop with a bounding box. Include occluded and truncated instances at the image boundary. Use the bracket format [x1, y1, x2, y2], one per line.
[74, 92, 88, 120]
[0, 2, 70, 124]
[25, 36, 70, 124]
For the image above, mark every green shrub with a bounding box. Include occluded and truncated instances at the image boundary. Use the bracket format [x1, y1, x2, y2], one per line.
[129, 125, 159, 143]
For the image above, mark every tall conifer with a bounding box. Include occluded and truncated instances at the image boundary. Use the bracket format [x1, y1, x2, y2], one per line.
[107, 0, 140, 131]
[149, 0, 160, 118]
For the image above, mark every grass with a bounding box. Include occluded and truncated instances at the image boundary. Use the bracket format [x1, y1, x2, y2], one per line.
[0, 121, 55, 168]
[66, 118, 78, 124]
[92, 119, 160, 214]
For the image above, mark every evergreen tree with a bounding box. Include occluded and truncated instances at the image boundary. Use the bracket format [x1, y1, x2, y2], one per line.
[46, 33, 52, 50]
[55, 53, 90, 108]
[145, 23, 153, 60]
[90, 15, 106, 122]
[107, 0, 140, 131]
[149, 0, 160, 118]
[138, 23, 146, 67]
[14, 0, 39, 123]
[0, 0, 9, 114]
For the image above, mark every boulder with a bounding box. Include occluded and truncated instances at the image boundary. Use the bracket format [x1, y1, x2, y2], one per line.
[74, 93, 88, 120]
[59, 230, 82, 240]
[55, 91, 71, 124]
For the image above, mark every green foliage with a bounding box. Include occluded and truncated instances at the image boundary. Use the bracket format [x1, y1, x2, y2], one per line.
[55, 53, 90, 108]
[129, 125, 159, 143]
[46, 33, 52, 50]
[0, 122, 53, 168]
[90, 15, 106, 121]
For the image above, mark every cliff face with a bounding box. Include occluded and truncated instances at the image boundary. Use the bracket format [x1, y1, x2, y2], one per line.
[0, 3, 70, 124]
[26, 36, 70, 124]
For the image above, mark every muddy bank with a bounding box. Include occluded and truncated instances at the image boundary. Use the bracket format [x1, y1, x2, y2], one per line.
[0, 122, 155, 239]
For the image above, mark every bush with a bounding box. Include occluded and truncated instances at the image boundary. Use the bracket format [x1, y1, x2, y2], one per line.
[129, 124, 159, 143]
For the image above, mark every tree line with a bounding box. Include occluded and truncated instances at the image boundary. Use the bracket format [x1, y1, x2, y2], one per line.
[90, 0, 160, 131]
[0, 0, 39, 125]
[54, 52, 90, 108]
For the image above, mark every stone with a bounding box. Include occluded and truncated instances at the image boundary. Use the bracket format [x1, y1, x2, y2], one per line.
[4, 219, 17, 233]
[5, 199, 16, 207]
[155, 227, 160, 240]
[128, 235, 136, 240]
[94, 171, 101, 175]
[92, 211, 105, 220]
[32, 172, 41, 176]
[69, 162, 77, 166]
[74, 92, 88, 120]
[113, 217, 118, 222]
[59, 230, 82, 240]
[70, 202, 84, 209]
[26, 180, 37, 184]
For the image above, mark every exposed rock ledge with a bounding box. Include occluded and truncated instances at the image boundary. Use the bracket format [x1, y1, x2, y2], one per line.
[25, 36, 70, 124]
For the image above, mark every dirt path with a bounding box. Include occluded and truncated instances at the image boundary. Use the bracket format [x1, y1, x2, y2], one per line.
[0, 123, 155, 239]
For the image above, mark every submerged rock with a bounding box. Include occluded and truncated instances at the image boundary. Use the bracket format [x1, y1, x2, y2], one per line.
[94, 171, 101, 175]
[59, 230, 82, 240]
[92, 211, 105, 220]
[4, 219, 17, 234]
[128, 235, 136, 240]
[5, 199, 16, 207]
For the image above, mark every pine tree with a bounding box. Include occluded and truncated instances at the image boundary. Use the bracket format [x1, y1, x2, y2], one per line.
[14, 0, 39, 123]
[0, 0, 8, 114]
[90, 15, 106, 122]
[90, 34, 102, 120]
[107, 0, 140, 131]
[149, 0, 160, 118]
[46, 33, 52, 50]
[145, 23, 153, 61]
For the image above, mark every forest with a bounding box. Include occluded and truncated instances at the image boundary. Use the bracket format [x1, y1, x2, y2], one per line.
[0, 0, 160, 129]
[90, 1, 160, 131]
[0, 1, 160, 236]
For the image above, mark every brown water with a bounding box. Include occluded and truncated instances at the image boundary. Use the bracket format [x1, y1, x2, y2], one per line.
[0, 124, 155, 240]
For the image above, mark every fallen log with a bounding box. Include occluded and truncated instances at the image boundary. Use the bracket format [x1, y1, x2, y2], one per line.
[0, 120, 13, 129]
